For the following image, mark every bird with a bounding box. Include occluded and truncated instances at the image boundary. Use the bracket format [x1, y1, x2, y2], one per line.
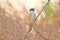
[26, 8, 36, 25]
[29, 8, 36, 24]
[24, 8, 36, 40]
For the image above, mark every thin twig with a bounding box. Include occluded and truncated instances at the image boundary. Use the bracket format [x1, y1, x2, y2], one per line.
[24, 24, 32, 40]
[31, 1, 50, 27]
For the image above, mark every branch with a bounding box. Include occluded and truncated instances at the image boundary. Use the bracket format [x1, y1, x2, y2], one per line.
[31, 0, 50, 27]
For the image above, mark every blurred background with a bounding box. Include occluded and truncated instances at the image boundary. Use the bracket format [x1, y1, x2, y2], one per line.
[0, 0, 60, 40]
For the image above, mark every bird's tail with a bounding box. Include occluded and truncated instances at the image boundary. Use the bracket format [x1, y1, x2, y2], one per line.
[24, 24, 32, 40]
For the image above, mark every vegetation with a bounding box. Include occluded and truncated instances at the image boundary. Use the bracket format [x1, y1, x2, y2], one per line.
[58, 0, 60, 13]
[45, 3, 52, 16]
[0, 0, 60, 40]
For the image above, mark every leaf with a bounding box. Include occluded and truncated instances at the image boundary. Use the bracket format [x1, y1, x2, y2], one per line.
[58, 0, 60, 12]
[45, 3, 52, 16]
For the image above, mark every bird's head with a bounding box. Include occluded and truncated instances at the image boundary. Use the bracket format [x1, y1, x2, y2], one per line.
[29, 8, 35, 14]
[29, 8, 35, 11]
